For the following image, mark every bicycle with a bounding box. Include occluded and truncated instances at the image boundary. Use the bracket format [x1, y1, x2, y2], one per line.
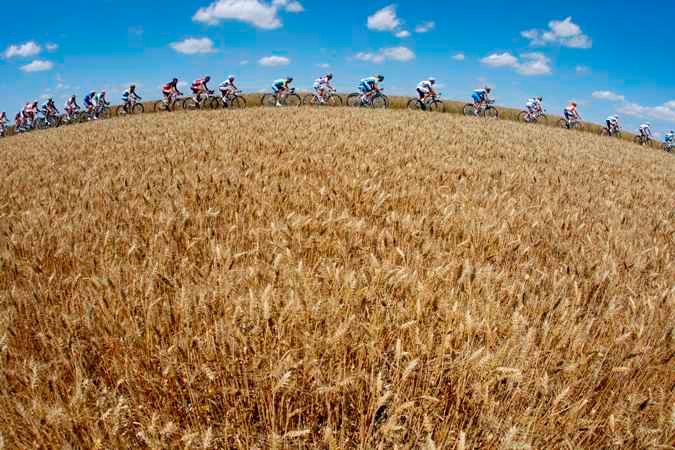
[303, 87, 343, 107]
[346, 91, 390, 109]
[601, 125, 621, 138]
[153, 92, 182, 113]
[61, 109, 82, 125]
[35, 110, 62, 129]
[463, 99, 499, 119]
[116, 98, 144, 116]
[261, 88, 302, 107]
[183, 90, 220, 110]
[633, 134, 651, 146]
[218, 90, 247, 109]
[0, 123, 5, 138]
[662, 141, 672, 153]
[519, 108, 546, 124]
[407, 93, 445, 112]
[558, 116, 583, 130]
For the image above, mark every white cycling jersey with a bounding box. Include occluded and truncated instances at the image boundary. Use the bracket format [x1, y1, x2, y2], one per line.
[417, 80, 434, 91]
[639, 124, 651, 133]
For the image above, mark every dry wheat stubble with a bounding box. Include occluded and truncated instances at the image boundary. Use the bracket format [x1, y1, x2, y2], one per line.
[0, 108, 673, 449]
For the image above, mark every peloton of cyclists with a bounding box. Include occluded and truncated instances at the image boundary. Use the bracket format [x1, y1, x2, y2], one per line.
[359, 74, 384, 106]
[272, 77, 294, 106]
[313, 73, 334, 103]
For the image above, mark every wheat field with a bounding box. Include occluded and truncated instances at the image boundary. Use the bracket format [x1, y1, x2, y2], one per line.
[0, 108, 673, 449]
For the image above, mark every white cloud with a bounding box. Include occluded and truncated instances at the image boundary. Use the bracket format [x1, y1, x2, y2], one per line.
[575, 65, 590, 74]
[665, 100, 675, 109]
[367, 5, 400, 32]
[522, 17, 592, 49]
[592, 91, 625, 102]
[355, 46, 415, 64]
[480, 52, 552, 76]
[194, 0, 303, 29]
[4, 41, 41, 59]
[273, 0, 304, 12]
[20, 60, 54, 73]
[45, 43, 59, 52]
[452, 53, 465, 61]
[395, 30, 411, 38]
[170, 37, 216, 54]
[619, 102, 675, 123]
[258, 55, 290, 66]
[415, 21, 435, 33]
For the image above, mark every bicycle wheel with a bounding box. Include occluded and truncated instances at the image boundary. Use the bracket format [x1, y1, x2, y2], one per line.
[132, 103, 144, 114]
[152, 101, 165, 112]
[664, 143, 672, 153]
[537, 114, 547, 124]
[205, 97, 220, 109]
[116, 105, 128, 116]
[230, 96, 247, 109]
[371, 94, 389, 109]
[261, 94, 277, 107]
[182, 98, 198, 111]
[407, 98, 423, 111]
[284, 93, 302, 107]
[326, 94, 343, 107]
[347, 93, 362, 107]
[35, 118, 46, 130]
[98, 107, 110, 119]
[558, 118, 569, 129]
[463, 103, 477, 117]
[303, 94, 320, 106]
[600, 128, 610, 137]
[428, 100, 445, 113]
[518, 111, 530, 123]
[484, 107, 499, 119]
[633, 135, 642, 145]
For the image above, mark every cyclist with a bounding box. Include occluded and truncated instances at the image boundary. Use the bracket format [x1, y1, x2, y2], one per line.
[22, 101, 38, 127]
[191, 76, 212, 104]
[64, 95, 80, 119]
[83, 91, 96, 117]
[121, 85, 142, 112]
[162, 78, 182, 109]
[15, 112, 25, 131]
[313, 73, 334, 103]
[472, 86, 492, 114]
[0, 112, 7, 136]
[526, 96, 543, 119]
[272, 77, 294, 106]
[359, 74, 384, 106]
[41, 98, 59, 120]
[606, 115, 620, 136]
[416, 77, 437, 106]
[638, 122, 652, 140]
[94, 91, 110, 118]
[219, 75, 238, 105]
[564, 101, 580, 127]
[665, 130, 674, 150]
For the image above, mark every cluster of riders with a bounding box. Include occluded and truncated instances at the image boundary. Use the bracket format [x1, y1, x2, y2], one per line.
[1, 73, 673, 152]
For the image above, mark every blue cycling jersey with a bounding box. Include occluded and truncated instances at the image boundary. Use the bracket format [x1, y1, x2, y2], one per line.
[273, 79, 286, 88]
[473, 89, 487, 98]
[665, 133, 674, 142]
[84, 95, 94, 104]
[361, 77, 378, 86]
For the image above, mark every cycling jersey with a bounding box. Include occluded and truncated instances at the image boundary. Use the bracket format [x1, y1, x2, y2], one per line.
[219, 80, 236, 90]
[359, 77, 379, 94]
[665, 133, 674, 142]
[84, 95, 95, 106]
[273, 79, 287, 88]
[606, 116, 618, 125]
[472, 89, 488, 103]
[639, 124, 651, 135]
[417, 80, 434, 91]
[94, 93, 108, 106]
[162, 82, 177, 94]
[315, 76, 331, 86]
[122, 89, 141, 101]
[192, 79, 209, 92]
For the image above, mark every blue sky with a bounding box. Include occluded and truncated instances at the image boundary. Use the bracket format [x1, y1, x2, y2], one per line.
[2, 0, 675, 136]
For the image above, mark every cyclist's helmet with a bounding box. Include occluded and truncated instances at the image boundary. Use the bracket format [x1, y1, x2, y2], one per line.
[645, 122, 651, 127]
[228, 75, 235, 81]
[571, 101, 577, 106]
[32, 101, 38, 107]
[172, 78, 178, 84]
[130, 84, 136, 90]
[537, 96, 543, 101]
[90, 91, 96, 97]
[376, 74, 384, 82]
[485, 86, 492, 93]
[204, 76, 211, 82]
[100, 90, 106, 96]
[670, 130, 674, 133]
[286, 77, 294, 82]
[429, 77, 436, 84]
[326, 73, 333, 79]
